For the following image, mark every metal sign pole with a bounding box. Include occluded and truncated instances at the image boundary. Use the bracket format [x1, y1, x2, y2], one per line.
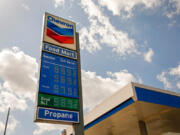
[4, 107, 10, 135]
[73, 33, 84, 135]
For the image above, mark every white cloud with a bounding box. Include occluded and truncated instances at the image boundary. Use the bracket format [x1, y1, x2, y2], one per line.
[157, 63, 180, 91]
[0, 121, 4, 133]
[169, 64, 180, 76]
[34, 123, 68, 135]
[82, 69, 142, 110]
[0, 47, 38, 100]
[54, 0, 64, 8]
[7, 116, 19, 133]
[166, 0, 180, 18]
[98, 0, 161, 17]
[21, 3, 30, 11]
[0, 89, 28, 112]
[0, 116, 19, 134]
[144, 48, 154, 63]
[80, 0, 139, 57]
[176, 82, 180, 89]
[0, 47, 38, 112]
[157, 71, 172, 89]
[169, 63, 180, 90]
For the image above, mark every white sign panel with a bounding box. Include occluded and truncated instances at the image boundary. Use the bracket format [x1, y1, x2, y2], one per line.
[43, 13, 76, 50]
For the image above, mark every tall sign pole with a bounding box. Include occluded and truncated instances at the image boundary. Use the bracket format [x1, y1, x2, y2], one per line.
[4, 107, 10, 135]
[34, 13, 84, 135]
[73, 33, 84, 135]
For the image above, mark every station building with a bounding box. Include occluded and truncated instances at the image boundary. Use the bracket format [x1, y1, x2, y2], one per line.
[67, 82, 180, 135]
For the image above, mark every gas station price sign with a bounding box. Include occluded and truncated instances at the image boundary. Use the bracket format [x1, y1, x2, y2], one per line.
[35, 13, 82, 125]
[38, 93, 79, 111]
[39, 51, 79, 98]
[35, 49, 80, 123]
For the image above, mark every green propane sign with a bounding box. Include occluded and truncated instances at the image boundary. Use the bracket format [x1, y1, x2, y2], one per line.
[38, 93, 79, 111]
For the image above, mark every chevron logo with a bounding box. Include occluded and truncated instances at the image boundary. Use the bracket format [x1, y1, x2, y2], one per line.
[46, 20, 74, 44]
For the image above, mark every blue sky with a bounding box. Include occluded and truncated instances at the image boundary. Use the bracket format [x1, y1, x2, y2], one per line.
[0, 0, 180, 134]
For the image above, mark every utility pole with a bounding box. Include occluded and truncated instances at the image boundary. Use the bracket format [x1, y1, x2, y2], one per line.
[4, 107, 10, 135]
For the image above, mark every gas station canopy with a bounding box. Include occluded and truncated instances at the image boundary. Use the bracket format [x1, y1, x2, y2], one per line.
[84, 82, 180, 135]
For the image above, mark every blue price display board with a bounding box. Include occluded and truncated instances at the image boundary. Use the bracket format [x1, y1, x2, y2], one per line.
[37, 107, 79, 123]
[39, 52, 79, 98]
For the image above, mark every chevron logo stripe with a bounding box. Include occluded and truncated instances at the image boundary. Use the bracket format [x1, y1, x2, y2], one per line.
[46, 20, 74, 44]
[47, 20, 74, 36]
[46, 28, 74, 44]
